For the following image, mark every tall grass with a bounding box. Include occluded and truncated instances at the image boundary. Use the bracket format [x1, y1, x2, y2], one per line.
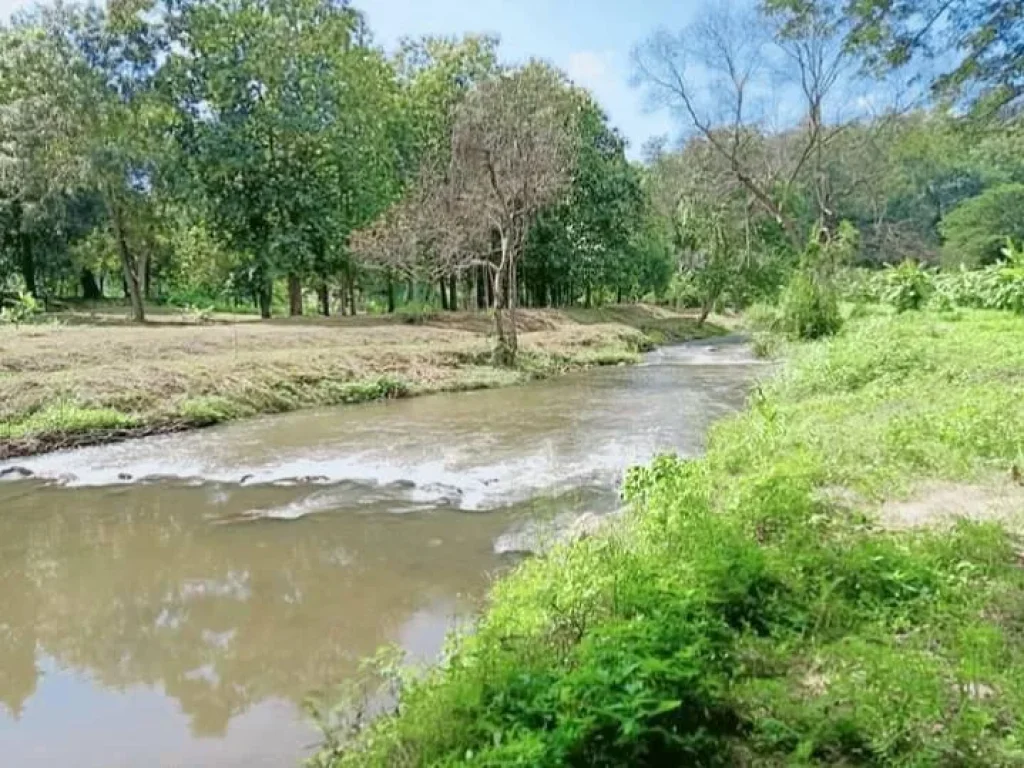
[316, 309, 1024, 767]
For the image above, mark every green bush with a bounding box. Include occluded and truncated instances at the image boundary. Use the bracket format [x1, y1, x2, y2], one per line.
[0, 291, 43, 325]
[881, 260, 932, 312]
[776, 272, 843, 340]
[395, 300, 438, 325]
[929, 243, 1024, 313]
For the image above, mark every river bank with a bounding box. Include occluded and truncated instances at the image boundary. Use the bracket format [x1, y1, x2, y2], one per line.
[0, 305, 723, 461]
[320, 308, 1024, 767]
[0, 330, 760, 767]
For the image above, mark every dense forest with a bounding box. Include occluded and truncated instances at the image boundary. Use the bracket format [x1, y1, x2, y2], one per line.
[1, 0, 1021, 357]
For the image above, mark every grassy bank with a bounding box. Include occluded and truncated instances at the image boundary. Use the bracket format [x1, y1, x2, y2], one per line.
[0, 305, 721, 460]
[318, 308, 1024, 767]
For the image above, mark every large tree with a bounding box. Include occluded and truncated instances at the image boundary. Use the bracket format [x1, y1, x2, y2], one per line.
[165, 0, 402, 318]
[846, 0, 1023, 110]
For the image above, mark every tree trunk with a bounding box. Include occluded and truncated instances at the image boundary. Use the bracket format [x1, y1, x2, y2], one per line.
[288, 273, 303, 316]
[18, 234, 37, 298]
[387, 274, 396, 313]
[81, 268, 102, 300]
[317, 281, 330, 316]
[698, 296, 713, 326]
[449, 274, 458, 311]
[439, 278, 449, 311]
[107, 194, 145, 323]
[258, 280, 272, 319]
[476, 266, 487, 310]
[347, 273, 356, 316]
[492, 233, 518, 367]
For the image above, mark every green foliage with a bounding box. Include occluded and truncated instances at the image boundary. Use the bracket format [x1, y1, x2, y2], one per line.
[314, 309, 1024, 768]
[881, 260, 932, 312]
[844, 0, 1023, 112]
[0, 401, 137, 439]
[0, 290, 42, 325]
[777, 272, 843, 340]
[941, 184, 1024, 266]
[395, 300, 439, 325]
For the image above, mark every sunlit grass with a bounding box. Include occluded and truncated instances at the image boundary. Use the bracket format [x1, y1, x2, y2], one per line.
[314, 308, 1024, 767]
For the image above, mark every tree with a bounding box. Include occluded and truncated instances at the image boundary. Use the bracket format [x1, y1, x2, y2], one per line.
[449, 63, 581, 363]
[523, 99, 647, 307]
[634, 0, 873, 249]
[940, 183, 1024, 265]
[166, 0, 402, 318]
[0, 1, 174, 321]
[0, 17, 91, 300]
[355, 62, 580, 363]
[846, 0, 1023, 111]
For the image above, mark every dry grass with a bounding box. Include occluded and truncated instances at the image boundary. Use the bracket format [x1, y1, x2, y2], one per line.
[0, 305, 722, 458]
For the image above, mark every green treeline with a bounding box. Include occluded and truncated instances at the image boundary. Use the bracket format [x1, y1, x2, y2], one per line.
[2, 0, 1021, 352]
[0, 3, 664, 336]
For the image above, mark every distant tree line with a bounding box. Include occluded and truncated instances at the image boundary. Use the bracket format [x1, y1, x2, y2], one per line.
[1, 0, 1021, 359]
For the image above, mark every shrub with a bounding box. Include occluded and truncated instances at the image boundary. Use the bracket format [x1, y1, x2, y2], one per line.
[0, 291, 43, 325]
[929, 242, 1024, 313]
[881, 260, 932, 312]
[395, 300, 438, 325]
[776, 272, 843, 340]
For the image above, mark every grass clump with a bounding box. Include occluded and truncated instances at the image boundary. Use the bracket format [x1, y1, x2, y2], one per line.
[777, 272, 843, 340]
[0, 402, 138, 438]
[315, 308, 1024, 767]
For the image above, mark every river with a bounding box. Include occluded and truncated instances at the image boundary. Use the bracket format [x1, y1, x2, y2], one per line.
[0, 337, 761, 767]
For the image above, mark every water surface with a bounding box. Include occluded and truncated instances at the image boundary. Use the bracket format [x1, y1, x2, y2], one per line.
[0, 338, 761, 766]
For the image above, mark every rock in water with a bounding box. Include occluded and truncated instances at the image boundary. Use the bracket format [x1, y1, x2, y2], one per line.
[0, 466, 33, 480]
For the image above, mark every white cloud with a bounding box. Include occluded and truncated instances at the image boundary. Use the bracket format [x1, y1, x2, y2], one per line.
[567, 50, 612, 90]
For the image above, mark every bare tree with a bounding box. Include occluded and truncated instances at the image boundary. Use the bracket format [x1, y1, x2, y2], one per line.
[451, 62, 579, 364]
[351, 162, 488, 289]
[353, 62, 579, 366]
[632, 0, 865, 247]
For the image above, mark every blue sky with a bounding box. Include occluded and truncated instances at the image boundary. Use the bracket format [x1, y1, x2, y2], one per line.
[1, 0, 695, 156]
[357, 0, 694, 155]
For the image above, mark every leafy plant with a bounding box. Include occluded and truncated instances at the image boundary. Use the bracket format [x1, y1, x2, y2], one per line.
[395, 300, 438, 325]
[776, 272, 843, 340]
[881, 260, 931, 312]
[0, 291, 43, 325]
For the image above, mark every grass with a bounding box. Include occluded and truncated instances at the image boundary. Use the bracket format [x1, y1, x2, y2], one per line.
[313, 308, 1024, 767]
[0, 304, 724, 459]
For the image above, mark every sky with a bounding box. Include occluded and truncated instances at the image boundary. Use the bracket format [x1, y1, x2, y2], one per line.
[0, 0, 695, 157]
[356, 0, 692, 156]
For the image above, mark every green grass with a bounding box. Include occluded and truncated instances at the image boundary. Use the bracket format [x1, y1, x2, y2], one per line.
[0, 402, 139, 439]
[314, 308, 1024, 768]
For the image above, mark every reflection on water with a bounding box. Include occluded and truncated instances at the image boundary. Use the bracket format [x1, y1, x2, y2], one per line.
[0, 338, 762, 766]
[0, 484, 512, 765]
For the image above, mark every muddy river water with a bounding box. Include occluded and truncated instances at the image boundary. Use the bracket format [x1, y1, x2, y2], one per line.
[0, 338, 762, 767]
